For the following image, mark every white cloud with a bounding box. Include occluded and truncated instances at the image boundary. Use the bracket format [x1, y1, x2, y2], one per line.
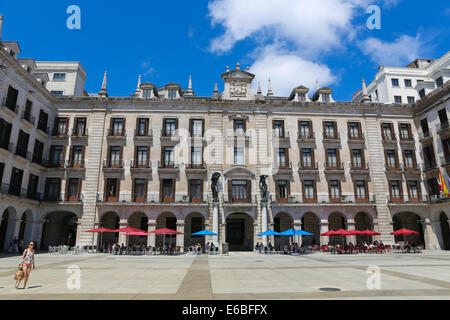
[358, 34, 423, 66]
[250, 45, 337, 96]
[141, 62, 156, 76]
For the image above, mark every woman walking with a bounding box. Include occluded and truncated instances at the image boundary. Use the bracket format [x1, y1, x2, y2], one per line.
[19, 242, 35, 289]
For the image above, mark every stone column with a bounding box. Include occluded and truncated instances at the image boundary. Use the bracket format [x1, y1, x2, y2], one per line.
[431, 220, 444, 250]
[320, 220, 328, 246]
[118, 219, 128, 246]
[147, 220, 156, 247]
[212, 202, 219, 247]
[253, 222, 258, 251]
[33, 220, 45, 251]
[372, 218, 380, 241]
[176, 221, 185, 252]
[11, 219, 23, 242]
[347, 219, 356, 245]
[294, 220, 302, 246]
[421, 218, 440, 250]
[268, 222, 275, 246]
[261, 202, 268, 245]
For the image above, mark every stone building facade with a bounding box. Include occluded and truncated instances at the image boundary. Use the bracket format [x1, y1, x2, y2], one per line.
[0, 20, 449, 252]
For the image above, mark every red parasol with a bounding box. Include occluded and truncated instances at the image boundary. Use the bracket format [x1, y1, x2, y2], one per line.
[361, 230, 381, 236]
[391, 228, 419, 236]
[113, 226, 146, 233]
[333, 229, 353, 236]
[124, 232, 149, 236]
[85, 227, 115, 233]
[148, 228, 183, 235]
[320, 230, 336, 236]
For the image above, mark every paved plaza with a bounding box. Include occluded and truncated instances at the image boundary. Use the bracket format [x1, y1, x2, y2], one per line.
[1, 251, 450, 300]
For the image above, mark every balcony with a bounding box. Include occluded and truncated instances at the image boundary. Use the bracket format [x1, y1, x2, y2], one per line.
[441, 156, 450, 169]
[324, 162, 344, 173]
[37, 125, 50, 136]
[70, 128, 89, 141]
[102, 159, 124, 173]
[382, 134, 397, 146]
[160, 129, 180, 144]
[387, 195, 405, 204]
[107, 128, 126, 142]
[271, 161, 292, 175]
[436, 121, 450, 138]
[158, 160, 180, 174]
[20, 111, 36, 127]
[226, 130, 251, 143]
[222, 194, 257, 205]
[402, 162, 422, 175]
[385, 163, 402, 175]
[51, 128, 69, 140]
[347, 133, 365, 146]
[1, 97, 19, 117]
[270, 130, 290, 146]
[271, 194, 376, 205]
[399, 134, 415, 146]
[66, 160, 86, 171]
[134, 129, 153, 143]
[297, 132, 315, 144]
[298, 161, 319, 173]
[322, 132, 340, 144]
[96, 192, 208, 205]
[185, 163, 207, 174]
[45, 159, 67, 170]
[422, 161, 438, 175]
[418, 131, 433, 144]
[350, 162, 370, 174]
[14, 148, 32, 162]
[130, 159, 152, 174]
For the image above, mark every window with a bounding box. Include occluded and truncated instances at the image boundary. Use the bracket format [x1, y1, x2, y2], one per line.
[229, 180, 251, 203]
[348, 122, 361, 139]
[163, 146, 174, 167]
[438, 109, 448, 126]
[32, 140, 44, 164]
[191, 217, 203, 236]
[351, 149, 363, 168]
[322, 94, 330, 102]
[0, 162, 4, 184]
[326, 149, 338, 168]
[436, 76, 444, 87]
[136, 118, 149, 136]
[299, 121, 312, 138]
[16, 130, 30, 158]
[66, 178, 81, 201]
[70, 146, 84, 168]
[329, 180, 341, 201]
[190, 119, 204, 137]
[37, 110, 49, 133]
[404, 79, 412, 87]
[191, 147, 203, 167]
[394, 96, 402, 104]
[23, 100, 33, 122]
[233, 119, 245, 134]
[53, 117, 68, 136]
[420, 118, 429, 136]
[276, 180, 289, 202]
[391, 79, 399, 87]
[234, 146, 244, 165]
[133, 179, 147, 202]
[403, 150, 416, 169]
[382, 123, 394, 140]
[44, 178, 61, 201]
[399, 123, 412, 140]
[407, 96, 415, 104]
[427, 178, 440, 196]
[386, 150, 398, 169]
[26, 174, 39, 200]
[419, 89, 426, 99]
[163, 119, 177, 136]
[324, 121, 337, 138]
[49, 145, 65, 167]
[277, 148, 289, 168]
[105, 178, 119, 202]
[143, 88, 152, 99]
[301, 148, 314, 168]
[0, 119, 12, 150]
[51, 91, 64, 95]
[5, 86, 19, 112]
[74, 118, 87, 136]
[303, 180, 316, 202]
[189, 179, 203, 202]
[423, 145, 436, 169]
[355, 180, 367, 200]
[53, 73, 66, 81]
[160, 179, 175, 202]
[108, 146, 122, 167]
[111, 118, 125, 136]
[135, 146, 149, 167]
[297, 93, 306, 101]
[273, 120, 285, 137]
[168, 89, 177, 99]
[407, 181, 420, 201]
[389, 180, 402, 201]
[8, 167, 23, 196]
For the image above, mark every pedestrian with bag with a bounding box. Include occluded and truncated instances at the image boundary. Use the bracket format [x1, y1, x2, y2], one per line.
[19, 242, 35, 289]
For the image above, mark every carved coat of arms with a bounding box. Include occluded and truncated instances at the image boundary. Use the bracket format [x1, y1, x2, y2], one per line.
[229, 81, 247, 97]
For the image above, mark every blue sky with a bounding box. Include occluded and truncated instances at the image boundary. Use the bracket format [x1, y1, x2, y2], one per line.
[0, 0, 449, 100]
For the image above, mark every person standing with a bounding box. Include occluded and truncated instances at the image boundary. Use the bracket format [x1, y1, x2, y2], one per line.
[19, 242, 35, 289]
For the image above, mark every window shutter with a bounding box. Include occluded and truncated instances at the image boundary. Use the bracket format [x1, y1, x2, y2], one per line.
[228, 180, 232, 202]
[357, 122, 362, 138]
[243, 119, 247, 132]
[68, 146, 73, 167]
[202, 119, 205, 136]
[116, 179, 121, 200]
[132, 179, 135, 201]
[82, 146, 86, 167]
[110, 118, 113, 134]
[122, 118, 126, 136]
[120, 147, 123, 166]
[394, 150, 399, 168]
[172, 179, 176, 199]
[136, 118, 139, 135]
[287, 180, 291, 197]
[272, 120, 276, 130]
[308, 121, 313, 135]
[322, 121, 326, 136]
[62, 146, 67, 164]
[146, 146, 150, 166]
[246, 180, 251, 200]
[65, 118, 69, 135]
[77, 179, 82, 199]
[175, 118, 179, 130]
[189, 119, 193, 136]
[333, 122, 338, 138]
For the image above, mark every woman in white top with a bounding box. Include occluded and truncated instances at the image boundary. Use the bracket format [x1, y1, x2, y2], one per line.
[19, 242, 35, 289]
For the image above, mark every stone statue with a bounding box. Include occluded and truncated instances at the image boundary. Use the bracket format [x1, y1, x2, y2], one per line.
[259, 175, 269, 201]
[211, 172, 221, 202]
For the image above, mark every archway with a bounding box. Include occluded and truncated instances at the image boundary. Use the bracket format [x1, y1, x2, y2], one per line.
[156, 212, 178, 247]
[301, 212, 320, 245]
[392, 212, 425, 247]
[41, 211, 78, 250]
[226, 213, 254, 251]
[0, 209, 10, 251]
[274, 212, 293, 247]
[184, 212, 206, 248]
[100, 212, 119, 246]
[440, 212, 450, 250]
[355, 212, 373, 244]
[128, 212, 148, 246]
[328, 212, 347, 244]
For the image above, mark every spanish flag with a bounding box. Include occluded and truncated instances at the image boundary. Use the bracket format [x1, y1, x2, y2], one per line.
[438, 169, 450, 197]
